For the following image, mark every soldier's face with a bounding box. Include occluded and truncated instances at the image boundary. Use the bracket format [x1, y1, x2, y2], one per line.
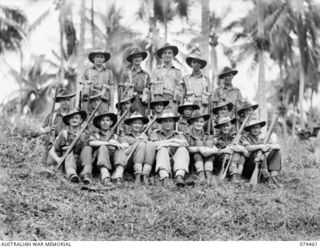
[90, 98, 100, 109]
[193, 117, 205, 130]
[131, 119, 143, 132]
[161, 118, 175, 131]
[191, 60, 201, 71]
[220, 122, 232, 134]
[162, 49, 174, 63]
[183, 107, 193, 118]
[132, 55, 143, 65]
[250, 124, 261, 136]
[69, 114, 82, 127]
[218, 106, 229, 117]
[100, 116, 113, 130]
[60, 98, 71, 109]
[244, 107, 254, 116]
[222, 73, 233, 86]
[154, 103, 165, 113]
[94, 54, 105, 65]
[122, 101, 132, 111]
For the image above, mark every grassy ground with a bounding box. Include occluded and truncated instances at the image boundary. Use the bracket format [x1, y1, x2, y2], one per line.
[0, 117, 319, 241]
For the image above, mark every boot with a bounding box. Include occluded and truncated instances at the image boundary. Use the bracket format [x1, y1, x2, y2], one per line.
[205, 171, 214, 187]
[142, 174, 150, 185]
[70, 174, 80, 183]
[101, 177, 113, 187]
[265, 177, 277, 189]
[134, 174, 141, 185]
[81, 174, 91, 185]
[115, 178, 123, 186]
[271, 176, 283, 188]
[230, 174, 239, 183]
[162, 177, 171, 187]
[197, 171, 206, 185]
[175, 175, 185, 187]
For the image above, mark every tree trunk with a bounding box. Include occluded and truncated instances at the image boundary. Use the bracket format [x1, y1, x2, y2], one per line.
[59, 11, 65, 85]
[299, 59, 305, 129]
[279, 61, 288, 139]
[200, 0, 210, 75]
[91, 0, 95, 49]
[257, 0, 267, 134]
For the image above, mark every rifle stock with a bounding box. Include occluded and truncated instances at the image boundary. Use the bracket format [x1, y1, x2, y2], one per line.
[219, 113, 252, 179]
[249, 112, 280, 185]
[55, 101, 103, 171]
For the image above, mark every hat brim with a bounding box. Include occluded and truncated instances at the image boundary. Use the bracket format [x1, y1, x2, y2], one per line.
[187, 114, 210, 124]
[56, 93, 76, 102]
[218, 70, 238, 79]
[214, 117, 236, 129]
[186, 57, 207, 69]
[88, 52, 111, 63]
[62, 110, 87, 126]
[178, 104, 200, 114]
[238, 104, 259, 115]
[124, 116, 149, 125]
[156, 116, 179, 123]
[127, 51, 148, 63]
[244, 121, 266, 131]
[115, 96, 135, 109]
[212, 102, 233, 114]
[150, 100, 170, 108]
[156, 46, 179, 58]
[93, 113, 118, 129]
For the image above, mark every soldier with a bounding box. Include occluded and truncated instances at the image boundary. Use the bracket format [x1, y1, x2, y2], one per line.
[150, 110, 189, 187]
[177, 101, 200, 133]
[210, 99, 234, 135]
[40, 89, 75, 139]
[119, 112, 156, 185]
[120, 48, 151, 115]
[88, 112, 127, 186]
[183, 53, 211, 113]
[151, 43, 183, 114]
[48, 108, 93, 184]
[148, 95, 170, 134]
[186, 110, 220, 185]
[213, 116, 248, 183]
[86, 92, 107, 132]
[116, 95, 135, 136]
[241, 118, 282, 188]
[81, 48, 114, 112]
[238, 101, 259, 125]
[213, 67, 243, 111]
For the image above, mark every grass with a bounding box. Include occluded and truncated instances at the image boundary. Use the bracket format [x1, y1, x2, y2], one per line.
[0, 116, 319, 241]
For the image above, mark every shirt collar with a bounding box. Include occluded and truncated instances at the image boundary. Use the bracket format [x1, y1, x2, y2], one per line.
[190, 71, 203, 78]
[92, 65, 106, 72]
[131, 66, 143, 73]
[161, 63, 175, 69]
[159, 129, 178, 138]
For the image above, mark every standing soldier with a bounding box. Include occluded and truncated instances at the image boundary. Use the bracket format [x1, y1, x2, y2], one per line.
[89, 112, 127, 186]
[151, 43, 183, 114]
[41, 89, 76, 139]
[120, 48, 151, 115]
[48, 108, 93, 184]
[150, 109, 189, 187]
[119, 112, 156, 185]
[177, 101, 200, 133]
[241, 118, 282, 188]
[183, 53, 211, 113]
[81, 48, 114, 112]
[148, 95, 170, 134]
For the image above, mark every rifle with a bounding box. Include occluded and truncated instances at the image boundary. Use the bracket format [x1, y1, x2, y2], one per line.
[87, 87, 91, 113]
[55, 101, 103, 171]
[218, 113, 252, 179]
[43, 87, 59, 165]
[207, 94, 212, 134]
[249, 112, 280, 185]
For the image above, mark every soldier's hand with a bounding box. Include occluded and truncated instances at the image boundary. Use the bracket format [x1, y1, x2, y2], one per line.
[62, 146, 69, 151]
[271, 144, 280, 150]
[43, 126, 52, 133]
[221, 147, 233, 154]
[200, 147, 213, 157]
[262, 144, 271, 152]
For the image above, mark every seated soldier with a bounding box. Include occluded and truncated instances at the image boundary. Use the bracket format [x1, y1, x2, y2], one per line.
[238, 101, 259, 126]
[116, 95, 135, 136]
[213, 116, 248, 183]
[210, 99, 234, 135]
[148, 95, 170, 134]
[86, 92, 107, 132]
[48, 108, 92, 184]
[177, 101, 200, 133]
[119, 112, 156, 185]
[150, 109, 189, 187]
[241, 118, 282, 189]
[186, 110, 221, 186]
[89, 112, 127, 186]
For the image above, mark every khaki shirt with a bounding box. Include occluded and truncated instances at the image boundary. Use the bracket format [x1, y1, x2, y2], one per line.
[151, 64, 183, 100]
[54, 129, 90, 156]
[213, 132, 236, 149]
[121, 67, 150, 97]
[119, 132, 147, 146]
[186, 129, 213, 147]
[42, 108, 68, 137]
[150, 129, 186, 142]
[241, 133, 263, 146]
[183, 72, 211, 104]
[89, 130, 116, 142]
[213, 86, 242, 108]
[177, 118, 190, 133]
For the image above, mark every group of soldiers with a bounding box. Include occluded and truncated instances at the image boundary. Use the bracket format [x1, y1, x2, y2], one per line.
[40, 43, 283, 189]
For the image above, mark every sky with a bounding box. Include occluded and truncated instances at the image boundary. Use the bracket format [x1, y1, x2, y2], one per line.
[0, 0, 287, 108]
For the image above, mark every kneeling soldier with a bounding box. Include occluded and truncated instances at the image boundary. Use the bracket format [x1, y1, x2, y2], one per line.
[150, 110, 189, 187]
[48, 108, 92, 184]
[214, 116, 248, 183]
[89, 112, 126, 186]
[119, 112, 156, 185]
[241, 118, 282, 188]
[177, 101, 200, 133]
[186, 110, 220, 186]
